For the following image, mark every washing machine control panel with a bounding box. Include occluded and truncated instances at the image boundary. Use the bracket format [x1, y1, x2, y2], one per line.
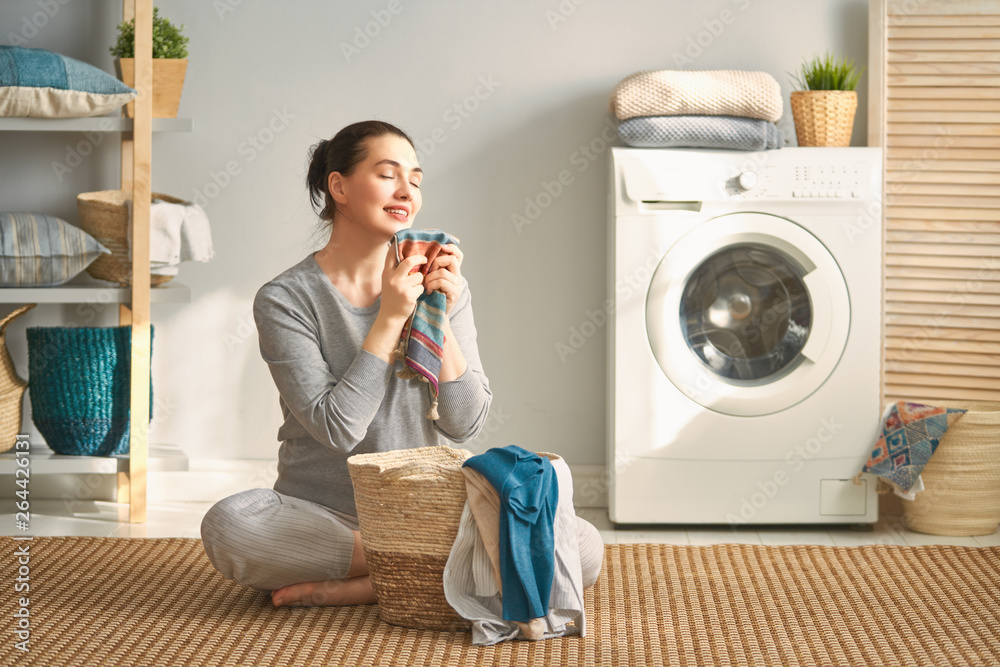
[791, 164, 866, 199]
[722, 163, 870, 200]
[722, 161, 871, 201]
[614, 147, 880, 212]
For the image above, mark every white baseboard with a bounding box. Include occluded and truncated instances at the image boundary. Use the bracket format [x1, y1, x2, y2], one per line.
[148, 459, 279, 502]
[151, 461, 610, 508]
[3, 458, 611, 508]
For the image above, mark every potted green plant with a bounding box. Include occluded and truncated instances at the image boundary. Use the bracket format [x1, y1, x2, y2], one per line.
[110, 7, 189, 118]
[788, 53, 864, 147]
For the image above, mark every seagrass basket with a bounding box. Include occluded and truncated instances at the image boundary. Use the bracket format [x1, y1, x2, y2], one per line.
[347, 445, 473, 631]
[902, 401, 1000, 536]
[790, 90, 857, 147]
[76, 190, 182, 286]
[0, 304, 35, 453]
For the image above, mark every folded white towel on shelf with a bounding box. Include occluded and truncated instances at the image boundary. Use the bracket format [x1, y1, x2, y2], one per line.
[149, 198, 184, 267]
[128, 197, 215, 276]
[177, 202, 214, 263]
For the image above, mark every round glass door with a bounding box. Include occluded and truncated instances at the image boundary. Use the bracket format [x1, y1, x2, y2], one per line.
[681, 243, 811, 384]
[646, 212, 850, 417]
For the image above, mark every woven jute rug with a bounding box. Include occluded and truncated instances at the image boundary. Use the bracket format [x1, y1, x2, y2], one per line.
[1, 538, 998, 666]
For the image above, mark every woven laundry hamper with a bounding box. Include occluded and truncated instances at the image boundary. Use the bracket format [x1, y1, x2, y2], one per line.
[902, 401, 1000, 536]
[0, 304, 35, 453]
[790, 90, 857, 147]
[76, 190, 184, 286]
[348, 445, 473, 631]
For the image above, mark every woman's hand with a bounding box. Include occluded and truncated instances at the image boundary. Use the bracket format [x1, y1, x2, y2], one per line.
[424, 244, 464, 314]
[379, 245, 427, 325]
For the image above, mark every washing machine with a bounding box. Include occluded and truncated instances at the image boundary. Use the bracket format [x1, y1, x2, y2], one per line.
[608, 147, 882, 525]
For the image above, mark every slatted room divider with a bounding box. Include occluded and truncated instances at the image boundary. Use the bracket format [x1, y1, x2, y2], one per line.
[869, 0, 1000, 405]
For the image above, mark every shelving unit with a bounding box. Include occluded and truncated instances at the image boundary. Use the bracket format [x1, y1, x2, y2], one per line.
[0, 443, 188, 476]
[0, 276, 189, 304]
[0, 1, 180, 522]
[0, 118, 191, 132]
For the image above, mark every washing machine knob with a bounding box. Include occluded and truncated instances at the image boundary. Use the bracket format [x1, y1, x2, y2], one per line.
[737, 171, 759, 191]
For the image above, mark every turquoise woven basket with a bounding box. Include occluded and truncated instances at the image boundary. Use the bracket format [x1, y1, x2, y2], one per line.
[26, 326, 153, 456]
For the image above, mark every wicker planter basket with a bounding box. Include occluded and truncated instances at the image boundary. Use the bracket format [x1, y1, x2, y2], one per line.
[347, 445, 473, 631]
[26, 325, 153, 456]
[790, 90, 858, 147]
[902, 401, 1000, 537]
[115, 58, 188, 119]
[0, 305, 35, 453]
[76, 190, 181, 287]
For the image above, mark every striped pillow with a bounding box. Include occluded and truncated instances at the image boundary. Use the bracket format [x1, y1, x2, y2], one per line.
[0, 212, 109, 286]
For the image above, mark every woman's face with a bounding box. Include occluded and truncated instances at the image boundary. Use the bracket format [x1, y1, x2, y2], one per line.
[330, 134, 422, 239]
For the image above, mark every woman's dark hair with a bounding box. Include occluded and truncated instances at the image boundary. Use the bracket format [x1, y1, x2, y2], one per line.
[306, 120, 415, 224]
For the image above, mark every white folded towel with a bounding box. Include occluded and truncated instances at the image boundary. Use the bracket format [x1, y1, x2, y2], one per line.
[128, 197, 215, 276]
[177, 202, 214, 263]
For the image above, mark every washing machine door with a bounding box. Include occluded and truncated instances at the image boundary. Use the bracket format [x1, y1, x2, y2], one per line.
[646, 212, 850, 417]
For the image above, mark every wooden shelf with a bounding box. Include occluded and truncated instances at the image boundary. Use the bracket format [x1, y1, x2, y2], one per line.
[0, 443, 188, 475]
[0, 117, 192, 133]
[0, 276, 190, 304]
[0, 1, 160, 522]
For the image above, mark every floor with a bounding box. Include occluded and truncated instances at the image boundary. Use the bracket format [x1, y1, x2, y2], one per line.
[2, 500, 999, 547]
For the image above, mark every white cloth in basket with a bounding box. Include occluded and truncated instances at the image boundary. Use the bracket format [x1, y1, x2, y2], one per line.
[443, 455, 586, 645]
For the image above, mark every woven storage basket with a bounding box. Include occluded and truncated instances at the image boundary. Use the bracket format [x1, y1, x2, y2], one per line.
[902, 401, 1000, 536]
[26, 326, 153, 456]
[76, 190, 182, 286]
[348, 445, 473, 631]
[0, 305, 35, 453]
[790, 90, 857, 147]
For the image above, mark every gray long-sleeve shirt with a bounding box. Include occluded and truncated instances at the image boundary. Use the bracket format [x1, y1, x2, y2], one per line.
[253, 253, 492, 516]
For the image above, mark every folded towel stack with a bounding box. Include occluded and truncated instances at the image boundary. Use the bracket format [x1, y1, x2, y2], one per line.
[127, 197, 215, 277]
[609, 69, 785, 151]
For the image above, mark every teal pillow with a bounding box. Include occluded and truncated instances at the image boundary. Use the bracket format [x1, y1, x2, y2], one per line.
[0, 212, 110, 286]
[0, 45, 137, 118]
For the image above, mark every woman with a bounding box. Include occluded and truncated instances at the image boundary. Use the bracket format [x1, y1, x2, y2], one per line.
[201, 120, 600, 609]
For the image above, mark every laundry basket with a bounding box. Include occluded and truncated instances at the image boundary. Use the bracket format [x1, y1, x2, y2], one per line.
[902, 401, 1000, 536]
[76, 190, 183, 286]
[347, 445, 472, 631]
[26, 325, 153, 456]
[0, 305, 35, 453]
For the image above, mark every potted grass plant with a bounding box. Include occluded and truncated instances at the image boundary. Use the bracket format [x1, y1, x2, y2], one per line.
[110, 7, 189, 118]
[789, 53, 863, 147]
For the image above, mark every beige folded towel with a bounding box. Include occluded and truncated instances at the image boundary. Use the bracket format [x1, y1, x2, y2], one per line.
[610, 69, 783, 122]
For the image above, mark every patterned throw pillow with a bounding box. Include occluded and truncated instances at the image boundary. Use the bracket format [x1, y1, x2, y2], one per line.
[0, 212, 110, 286]
[0, 46, 137, 118]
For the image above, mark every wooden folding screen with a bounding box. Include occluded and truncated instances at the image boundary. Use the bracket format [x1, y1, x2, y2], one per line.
[869, 0, 1000, 405]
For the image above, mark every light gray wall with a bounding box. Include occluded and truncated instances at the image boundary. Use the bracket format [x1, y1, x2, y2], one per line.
[0, 0, 869, 464]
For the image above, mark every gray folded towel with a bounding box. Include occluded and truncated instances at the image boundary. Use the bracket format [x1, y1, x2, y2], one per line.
[616, 115, 784, 151]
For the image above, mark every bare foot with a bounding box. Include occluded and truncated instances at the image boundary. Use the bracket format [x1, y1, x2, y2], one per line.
[271, 576, 377, 607]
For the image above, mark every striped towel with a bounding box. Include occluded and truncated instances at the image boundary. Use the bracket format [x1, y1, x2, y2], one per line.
[392, 229, 459, 420]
